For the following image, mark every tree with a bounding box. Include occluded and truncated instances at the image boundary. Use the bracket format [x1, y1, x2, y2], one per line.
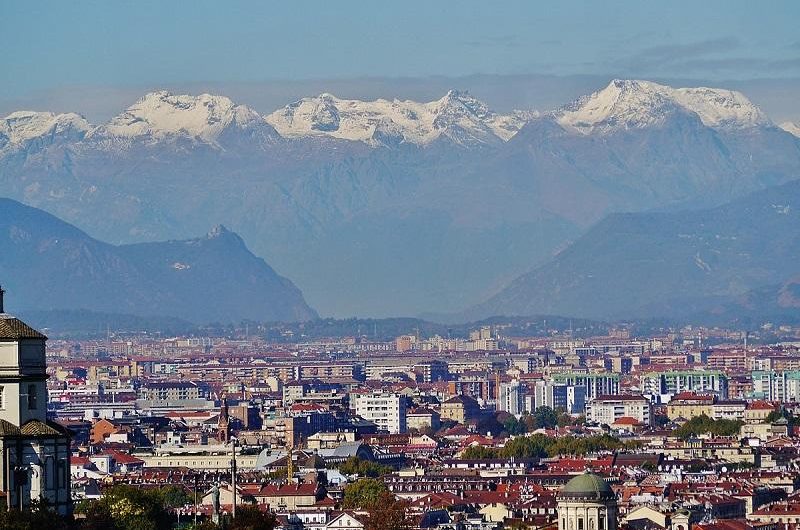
[500, 434, 550, 459]
[338, 457, 393, 477]
[764, 409, 793, 427]
[343, 478, 390, 510]
[503, 416, 527, 436]
[674, 415, 743, 439]
[653, 414, 670, 427]
[227, 505, 278, 530]
[0, 501, 69, 530]
[532, 406, 559, 429]
[78, 484, 174, 530]
[365, 492, 410, 530]
[460, 433, 627, 460]
[462, 445, 500, 459]
[159, 485, 191, 509]
[557, 410, 575, 427]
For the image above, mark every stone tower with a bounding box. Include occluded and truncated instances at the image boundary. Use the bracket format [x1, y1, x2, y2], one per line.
[0, 285, 72, 514]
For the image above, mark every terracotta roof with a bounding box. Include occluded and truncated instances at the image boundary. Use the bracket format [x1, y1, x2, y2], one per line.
[0, 315, 47, 340]
[613, 416, 643, 426]
[748, 400, 777, 410]
[71, 456, 92, 466]
[101, 450, 145, 465]
[0, 419, 22, 436]
[21, 420, 67, 437]
[255, 483, 318, 497]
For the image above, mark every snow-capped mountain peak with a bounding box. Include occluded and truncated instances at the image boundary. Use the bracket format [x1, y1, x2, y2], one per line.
[88, 91, 270, 144]
[672, 86, 770, 128]
[556, 79, 681, 134]
[265, 91, 535, 146]
[555, 79, 771, 135]
[1, 110, 90, 147]
[780, 121, 800, 138]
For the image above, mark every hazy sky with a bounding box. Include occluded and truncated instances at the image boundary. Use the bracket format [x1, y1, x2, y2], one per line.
[2, 1, 799, 120]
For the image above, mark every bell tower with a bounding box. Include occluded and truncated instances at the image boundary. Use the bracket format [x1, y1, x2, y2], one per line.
[0, 284, 72, 515]
[0, 285, 49, 426]
[217, 395, 231, 443]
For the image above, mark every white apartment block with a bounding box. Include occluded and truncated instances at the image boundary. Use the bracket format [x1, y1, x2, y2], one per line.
[354, 393, 407, 433]
[498, 380, 524, 415]
[586, 395, 652, 426]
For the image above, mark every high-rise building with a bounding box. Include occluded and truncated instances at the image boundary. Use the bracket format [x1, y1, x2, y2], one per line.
[354, 392, 407, 434]
[751, 370, 800, 402]
[533, 380, 586, 414]
[0, 286, 72, 515]
[551, 373, 619, 401]
[586, 395, 652, 426]
[641, 370, 728, 400]
[498, 380, 524, 415]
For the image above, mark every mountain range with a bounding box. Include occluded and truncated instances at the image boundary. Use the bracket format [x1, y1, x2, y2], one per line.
[2, 79, 800, 317]
[464, 180, 800, 322]
[0, 198, 316, 323]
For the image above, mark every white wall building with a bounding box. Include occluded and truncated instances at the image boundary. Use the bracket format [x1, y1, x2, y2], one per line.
[354, 392, 407, 433]
[533, 380, 586, 414]
[498, 380, 524, 415]
[586, 395, 652, 426]
[0, 287, 72, 515]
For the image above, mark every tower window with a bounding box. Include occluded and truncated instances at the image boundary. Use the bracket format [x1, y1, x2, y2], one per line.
[27, 384, 37, 410]
[579, 518, 584, 530]
[599, 516, 606, 530]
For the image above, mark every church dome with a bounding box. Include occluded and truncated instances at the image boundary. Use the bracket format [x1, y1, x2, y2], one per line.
[559, 472, 615, 500]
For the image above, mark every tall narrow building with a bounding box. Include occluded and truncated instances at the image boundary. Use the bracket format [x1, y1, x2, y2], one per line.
[0, 285, 71, 514]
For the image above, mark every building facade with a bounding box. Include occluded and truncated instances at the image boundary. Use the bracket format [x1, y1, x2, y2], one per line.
[557, 472, 618, 530]
[354, 393, 407, 434]
[0, 287, 71, 515]
[586, 395, 652, 426]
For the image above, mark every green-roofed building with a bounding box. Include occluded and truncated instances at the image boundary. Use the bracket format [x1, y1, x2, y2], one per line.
[557, 472, 618, 530]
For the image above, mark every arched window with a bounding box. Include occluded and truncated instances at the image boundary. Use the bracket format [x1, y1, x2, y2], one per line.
[27, 384, 37, 410]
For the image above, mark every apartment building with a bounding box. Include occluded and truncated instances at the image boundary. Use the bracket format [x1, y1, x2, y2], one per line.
[586, 395, 652, 426]
[354, 393, 407, 434]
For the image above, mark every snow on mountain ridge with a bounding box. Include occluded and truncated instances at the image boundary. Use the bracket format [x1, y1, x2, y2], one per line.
[780, 121, 800, 138]
[265, 90, 536, 146]
[1, 110, 90, 148]
[87, 90, 271, 145]
[556, 79, 771, 135]
[673, 86, 770, 128]
[1, 81, 778, 151]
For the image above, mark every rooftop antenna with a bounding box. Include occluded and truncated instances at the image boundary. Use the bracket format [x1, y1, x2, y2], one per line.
[0, 284, 5, 313]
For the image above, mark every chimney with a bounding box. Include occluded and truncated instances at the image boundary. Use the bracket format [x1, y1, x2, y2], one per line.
[0, 284, 4, 313]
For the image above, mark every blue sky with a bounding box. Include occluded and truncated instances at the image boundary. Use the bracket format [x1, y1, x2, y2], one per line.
[2, 1, 799, 120]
